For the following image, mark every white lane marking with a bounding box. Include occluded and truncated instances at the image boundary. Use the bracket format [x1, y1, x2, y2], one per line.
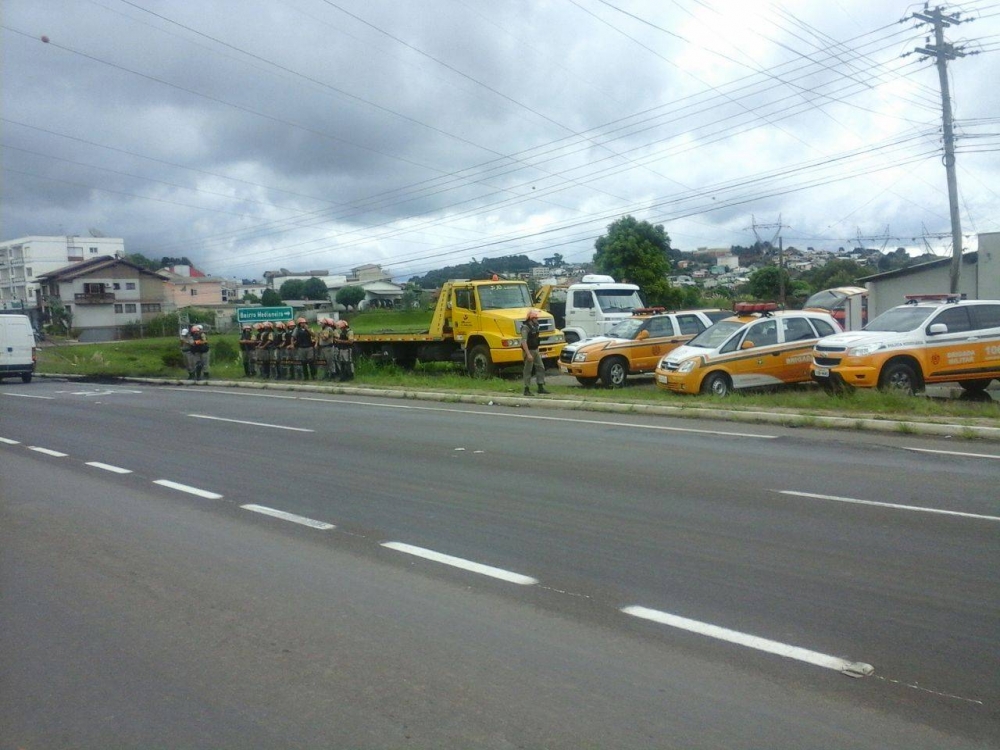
[241, 504, 335, 530]
[27, 446, 68, 457]
[71, 389, 142, 396]
[381, 542, 538, 586]
[621, 605, 874, 677]
[904, 447, 1000, 460]
[0, 437, 21, 445]
[153, 479, 223, 500]
[85, 461, 133, 474]
[187, 414, 314, 432]
[3, 393, 53, 399]
[778, 490, 1000, 522]
[296, 397, 777, 439]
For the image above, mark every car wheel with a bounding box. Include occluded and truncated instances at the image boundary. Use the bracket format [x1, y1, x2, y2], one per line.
[878, 362, 919, 394]
[466, 344, 495, 379]
[701, 371, 731, 397]
[958, 378, 993, 393]
[599, 357, 627, 388]
[21, 372, 32, 383]
[576, 376, 598, 387]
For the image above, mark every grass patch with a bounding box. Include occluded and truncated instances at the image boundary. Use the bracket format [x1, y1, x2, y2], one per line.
[34, 337, 1000, 426]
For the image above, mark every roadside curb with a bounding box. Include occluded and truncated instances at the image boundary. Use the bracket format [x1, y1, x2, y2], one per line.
[44, 373, 1000, 442]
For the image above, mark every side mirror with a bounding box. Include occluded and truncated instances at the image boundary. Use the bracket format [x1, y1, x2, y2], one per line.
[928, 323, 948, 335]
[636, 330, 650, 340]
[741, 340, 755, 350]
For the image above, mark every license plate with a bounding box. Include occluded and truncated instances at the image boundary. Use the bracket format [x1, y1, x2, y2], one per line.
[814, 367, 829, 378]
[657, 374, 668, 384]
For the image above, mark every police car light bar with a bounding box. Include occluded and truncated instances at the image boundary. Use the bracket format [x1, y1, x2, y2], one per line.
[903, 293, 965, 304]
[733, 301, 779, 314]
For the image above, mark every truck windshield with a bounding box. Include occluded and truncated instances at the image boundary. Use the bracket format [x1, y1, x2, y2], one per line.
[864, 305, 934, 332]
[478, 284, 532, 310]
[607, 318, 644, 339]
[685, 320, 742, 349]
[594, 289, 643, 312]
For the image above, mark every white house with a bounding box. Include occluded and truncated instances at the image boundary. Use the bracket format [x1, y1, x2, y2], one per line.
[0, 235, 125, 325]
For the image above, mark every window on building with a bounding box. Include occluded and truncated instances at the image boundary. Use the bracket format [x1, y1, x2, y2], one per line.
[89, 247, 99, 254]
[190, 288, 198, 296]
[113, 283, 121, 290]
[114, 304, 124, 313]
[141, 303, 162, 313]
[125, 303, 137, 313]
[126, 282, 136, 290]
[25, 267, 32, 277]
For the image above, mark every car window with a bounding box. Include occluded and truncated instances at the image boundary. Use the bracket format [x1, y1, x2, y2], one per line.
[647, 317, 675, 337]
[743, 319, 778, 348]
[970, 304, 1000, 330]
[573, 291, 594, 309]
[811, 318, 836, 337]
[931, 306, 972, 334]
[781, 316, 817, 342]
[454, 288, 474, 310]
[676, 314, 704, 335]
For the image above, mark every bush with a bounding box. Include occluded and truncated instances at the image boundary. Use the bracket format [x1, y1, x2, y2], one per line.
[162, 350, 186, 368]
[212, 338, 236, 362]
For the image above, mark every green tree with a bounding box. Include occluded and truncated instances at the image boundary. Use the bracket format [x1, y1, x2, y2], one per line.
[261, 289, 282, 306]
[242, 291, 261, 303]
[278, 279, 306, 300]
[543, 253, 565, 267]
[336, 285, 366, 309]
[745, 266, 792, 301]
[593, 216, 673, 305]
[800, 259, 871, 291]
[302, 277, 330, 301]
[124, 252, 160, 271]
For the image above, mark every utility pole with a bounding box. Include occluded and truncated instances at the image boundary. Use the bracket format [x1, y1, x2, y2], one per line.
[909, 4, 973, 293]
[750, 214, 788, 306]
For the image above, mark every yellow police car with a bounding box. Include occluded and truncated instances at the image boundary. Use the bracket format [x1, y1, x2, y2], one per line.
[558, 308, 728, 387]
[654, 303, 842, 396]
[811, 296, 1000, 394]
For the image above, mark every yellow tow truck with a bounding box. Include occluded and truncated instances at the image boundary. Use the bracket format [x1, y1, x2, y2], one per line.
[353, 279, 565, 377]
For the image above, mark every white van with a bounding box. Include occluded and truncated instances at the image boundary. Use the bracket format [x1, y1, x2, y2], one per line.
[0, 314, 37, 383]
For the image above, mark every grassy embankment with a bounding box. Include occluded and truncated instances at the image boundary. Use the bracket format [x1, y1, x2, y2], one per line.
[33, 319, 1000, 427]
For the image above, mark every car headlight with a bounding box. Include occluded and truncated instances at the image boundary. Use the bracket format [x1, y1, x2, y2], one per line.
[573, 351, 588, 362]
[847, 343, 884, 357]
[677, 359, 697, 373]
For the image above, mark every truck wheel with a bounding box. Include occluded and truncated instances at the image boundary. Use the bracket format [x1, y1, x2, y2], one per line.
[467, 344, 495, 379]
[576, 376, 598, 387]
[879, 362, 919, 395]
[701, 371, 731, 397]
[958, 378, 992, 393]
[599, 357, 627, 388]
[21, 372, 32, 383]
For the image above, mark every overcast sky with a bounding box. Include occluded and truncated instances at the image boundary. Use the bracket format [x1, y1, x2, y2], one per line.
[3, 0, 998, 281]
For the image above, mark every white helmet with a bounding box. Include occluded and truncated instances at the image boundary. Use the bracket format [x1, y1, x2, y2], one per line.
[180, 328, 189, 336]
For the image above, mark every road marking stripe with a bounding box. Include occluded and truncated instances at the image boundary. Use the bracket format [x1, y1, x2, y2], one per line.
[241, 504, 334, 530]
[3, 393, 54, 399]
[85, 462, 133, 474]
[904, 447, 1000, 460]
[381, 542, 538, 585]
[27, 446, 67, 457]
[621, 605, 874, 677]
[0, 437, 20, 444]
[187, 414, 314, 432]
[297, 398, 777, 439]
[778, 490, 1000, 522]
[153, 479, 223, 500]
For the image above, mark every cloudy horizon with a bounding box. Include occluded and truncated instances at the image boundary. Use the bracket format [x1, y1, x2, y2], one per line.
[3, 0, 998, 282]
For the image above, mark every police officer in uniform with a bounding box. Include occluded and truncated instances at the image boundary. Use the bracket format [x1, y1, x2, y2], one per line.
[520, 309, 548, 396]
[187, 324, 211, 380]
[292, 317, 317, 380]
[334, 319, 355, 381]
[258, 321, 275, 379]
[239, 324, 256, 377]
[317, 318, 338, 380]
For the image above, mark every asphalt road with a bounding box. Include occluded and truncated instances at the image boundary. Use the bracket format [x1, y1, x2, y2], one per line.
[1, 379, 998, 748]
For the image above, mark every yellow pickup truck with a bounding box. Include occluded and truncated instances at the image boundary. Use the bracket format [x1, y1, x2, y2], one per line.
[353, 279, 565, 377]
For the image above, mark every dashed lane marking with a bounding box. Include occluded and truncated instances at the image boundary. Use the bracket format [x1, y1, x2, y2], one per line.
[27, 446, 68, 457]
[187, 414, 314, 432]
[381, 542, 538, 586]
[241, 504, 335, 530]
[622, 605, 874, 677]
[152, 479, 223, 500]
[85, 462, 133, 474]
[0, 437, 21, 444]
[3, 393, 53, 399]
[777, 490, 1000, 522]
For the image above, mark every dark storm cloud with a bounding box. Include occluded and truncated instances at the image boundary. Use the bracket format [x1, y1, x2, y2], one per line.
[3, 0, 998, 279]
